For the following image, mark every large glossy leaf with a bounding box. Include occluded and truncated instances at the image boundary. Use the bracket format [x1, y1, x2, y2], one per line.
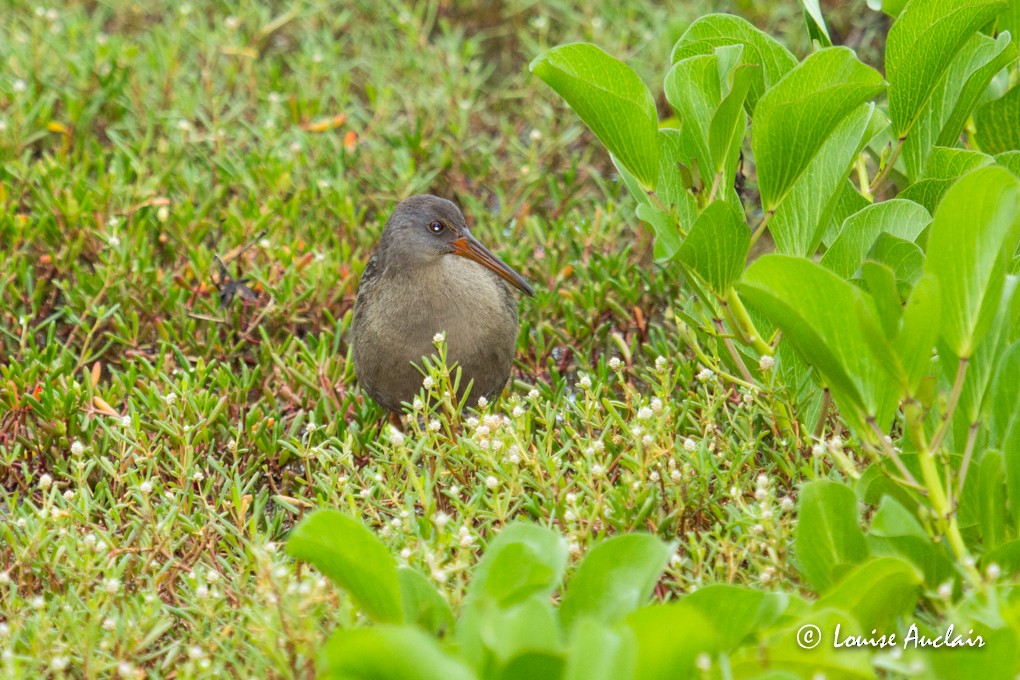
[923, 167, 1020, 358]
[739, 255, 900, 432]
[399, 567, 454, 636]
[319, 626, 476, 680]
[820, 199, 931, 279]
[559, 533, 673, 631]
[477, 596, 563, 663]
[531, 43, 659, 188]
[990, 342, 1020, 520]
[976, 85, 1020, 154]
[683, 585, 789, 649]
[754, 48, 885, 215]
[902, 32, 1016, 180]
[626, 603, 722, 680]
[467, 523, 567, 606]
[813, 557, 922, 630]
[676, 201, 750, 294]
[286, 510, 403, 624]
[866, 495, 955, 588]
[895, 273, 942, 396]
[795, 481, 868, 592]
[886, 0, 1009, 139]
[563, 618, 637, 680]
[670, 13, 797, 112]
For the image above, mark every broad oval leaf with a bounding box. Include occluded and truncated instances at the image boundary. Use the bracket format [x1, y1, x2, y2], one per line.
[626, 602, 722, 680]
[531, 43, 659, 189]
[813, 556, 922, 631]
[670, 13, 797, 112]
[886, 0, 1009, 139]
[821, 199, 932, 279]
[800, 0, 833, 46]
[563, 618, 637, 680]
[976, 85, 1020, 154]
[467, 522, 567, 606]
[753, 47, 885, 213]
[922, 166, 1020, 358]
[676, 201, 750, 294]
[865, 495, 955, 588]
[286, 509, 403, 624]
[738, 254, 900, 432]
[683, 585, 789, 649]
[399, 567, 454, 636]
[559, 533, 673, 631]
[319, 626, 476, 680]
[795, 480, 868, 592]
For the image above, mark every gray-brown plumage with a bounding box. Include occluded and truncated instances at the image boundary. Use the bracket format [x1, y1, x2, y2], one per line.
[350, 195, 534, 412]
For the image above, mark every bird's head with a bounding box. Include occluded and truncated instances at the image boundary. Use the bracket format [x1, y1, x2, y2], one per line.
[379, 194, 534, 297]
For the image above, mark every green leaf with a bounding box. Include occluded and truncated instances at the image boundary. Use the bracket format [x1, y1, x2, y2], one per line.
[998, 150, 1020, 178]
[795, 480, 868, 592]
[867, 233, 925, 291]
[925, 626, 1017, 680]
[814, 557, 922, 630]
[676, 201, 750, 294]
[467, 523, 568, 607]
[559, 533, 673, 631]
[923, 166, 1020, 358]
[399, 567, 454, 636]
[990, 342, 1020, 521]
[861, 261, 903, 337]
[977, 450, 1007, 549]
[739, 255, 900, 432]
[286, 510, 403, 624]
[886, 0, 1009, 139]
[976, 85, 1020, 154]
[866, 495, 955, 588]
[319, 626, 476, 680]
[754, 48, 884, 216]
[683, 585, 789, 649]
[821, 199, 932, 279]
[902, 32, 1016, 180]
[708, 64, 756, 197]
[492, 653, 564, 680]
[531, 43, 659, 189]
[654, 129, 699, 223]
[563, 618, 637, 680]
[670, 13, 797, 112]
[636, 203, 681, 263]
[479, 596, 563, 663]
[626, 602, 722, 680]
[895, 273, 942, 396]
[800, 0, 833, 46]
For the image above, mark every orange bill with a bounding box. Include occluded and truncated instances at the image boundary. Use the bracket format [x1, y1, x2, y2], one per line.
[450, 235, 535, 297]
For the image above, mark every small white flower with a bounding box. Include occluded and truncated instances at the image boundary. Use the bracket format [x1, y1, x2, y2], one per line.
[650, 398, 663, 414]
[432, 332, 445, 343]
[156, 205, 170, 223]
[780, 496, 794, 511]
[811, 443, 825, 458]
[511, 405, 524, 418]
[108, 234, 121, 248]
[422, 376, 435, 390]
[195, 585, 209, 599]
[938, 581, 953, 600]
[388, 429, 405, 446]
[642, 434, 654, 446]
[649, 470, 660, 482]
[192, 470, 204, 482]
[528, 388, 540, 400]
[987, 563, 1001, 580]
[104, 577, 120, 593]
[576, 374, 592, 390]
[670, 469, 682, 483]
[428, 419, 441, 432]
[434, 512, 450, 528]
[63, 489, 74, 501]
[755, 488, 767, 501]
[176, 119, 191, 132]
[38, 473, 53, 490]
[531, 15, 548, 29]
[637, 406, 653, 421]
[412, 397, 424, 411]
[564, 510, 575, 521]
[695, 653, 711, 672]
[476, 396, 488, 409]
[0, 622, 9, 636]
[71, 440, 84, 456]
[120, 415, 131, 427]
[432, 568, 448, 583]
[117, 662, 134, 678]
[400, 548, 412, 560]
[187, 645, 204, 660]
[103, 617, 116, 630]
[591, 464, 604, 476]
[224, 15, 240, 30]
[13, 79, 27, 93]
[683, 438, 697, 453]
[608, 357, 622, 371]
[529, 128, 542, 142]
[655, 356, 667, 372]
[51, 657, 68, 671]
[0, 571, 9, 585]
[759, 354, 774, 371]
[696, 368, 715, 382]
[31, 595, 45, 609]
[164, 392, 177, 405]
[486, 476, 498, 489]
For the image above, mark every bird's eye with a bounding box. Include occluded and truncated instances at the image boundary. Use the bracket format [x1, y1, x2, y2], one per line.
[428, 221, 444, 234]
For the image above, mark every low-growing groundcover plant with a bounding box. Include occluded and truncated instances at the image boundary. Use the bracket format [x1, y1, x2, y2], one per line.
[287, 0, 1020, 677]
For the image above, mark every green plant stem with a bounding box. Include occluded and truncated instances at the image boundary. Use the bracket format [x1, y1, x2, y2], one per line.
[904, 401, 979, 584]
[929, 356, 969, 454]
[953, 422, 979, 508]
[867, 417, 922, 490]
[714, 318, 753, 383]
[748, 209, 774, 248]
[868, 136, 905, 195]
[812, 389, 831, 441]
[722, 290, 772, 356]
